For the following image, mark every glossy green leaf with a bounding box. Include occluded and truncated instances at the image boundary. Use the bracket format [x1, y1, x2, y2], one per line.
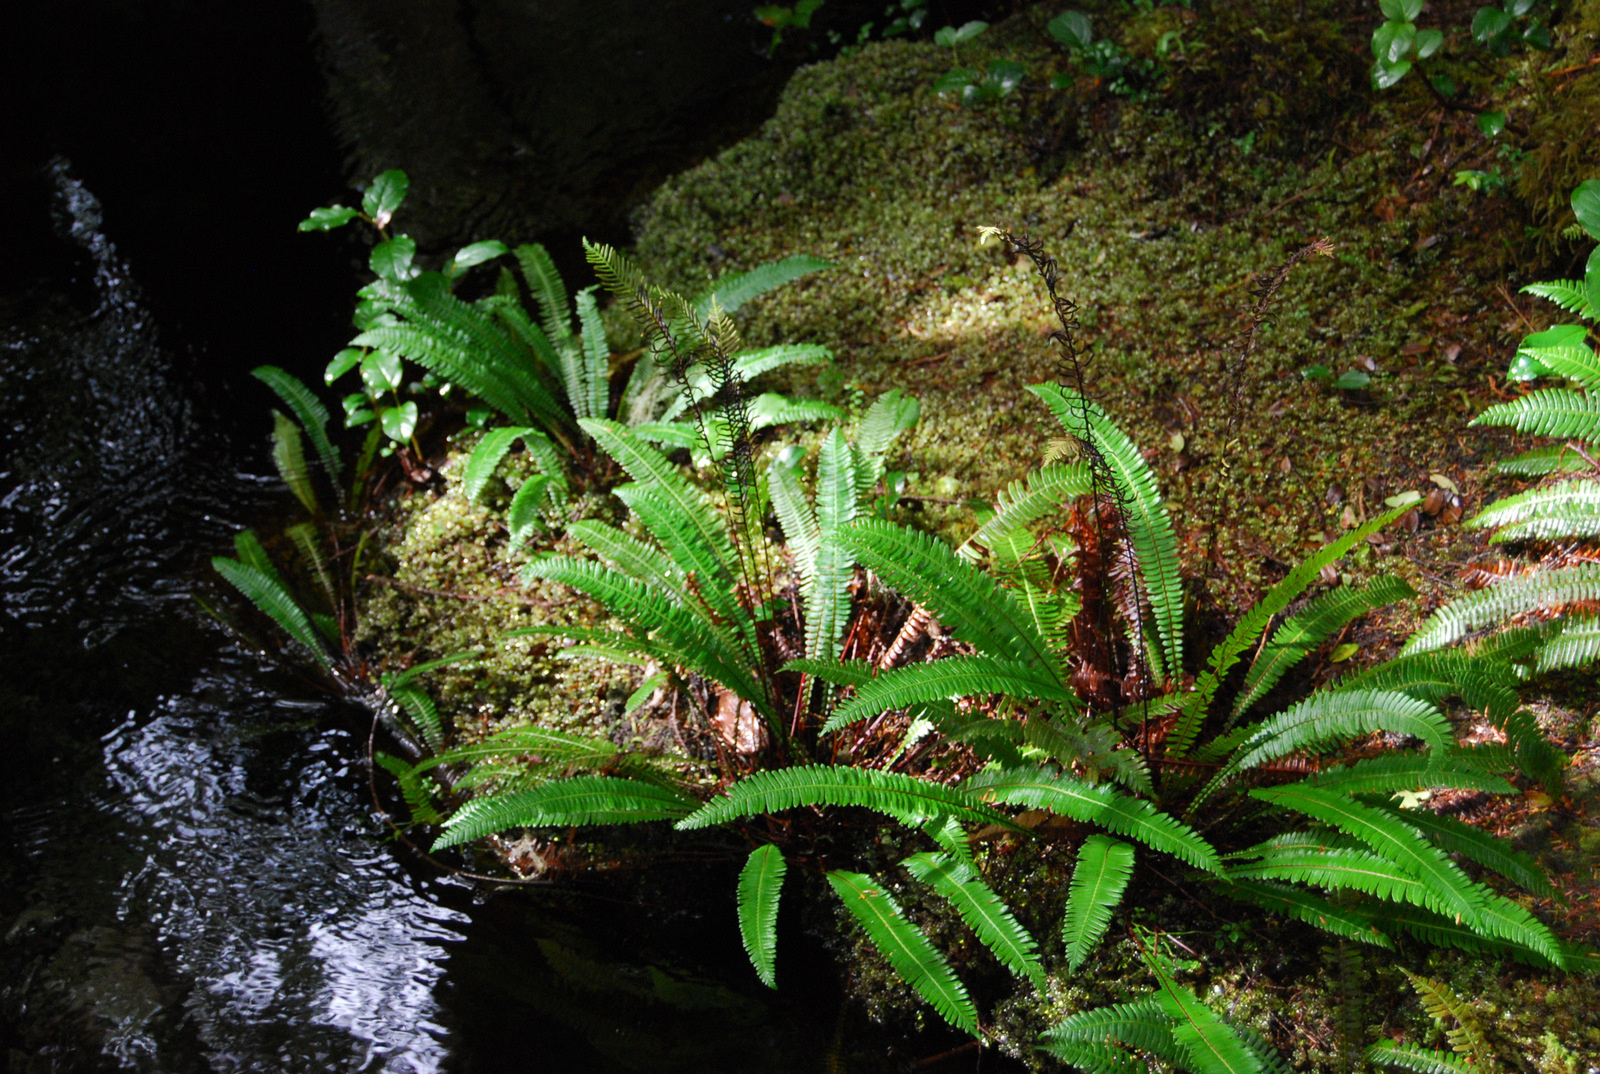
[1048, 10, 1092, 49]
[380, 401, 418, 443]
[370, 236, 417, 281]
[934, 20, 987, 46]
[449, 240, 508, 274]
[298, 205, 360, 232]
[326, 347, 362, 384]
[1063, 836, 1136, 970]
[1575, 180, 1600, 241]
[362, 169, 409, 228]
[361, 349, 404, 393]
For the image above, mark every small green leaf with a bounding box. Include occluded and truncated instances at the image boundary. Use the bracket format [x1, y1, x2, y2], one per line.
[1522, 23, 1551, 49]
[449, 240, 508, 275]
[934, 20, 987, 46]
[1336, 370, 1372, 390]
[361, 349, 404, 393]
[1330, 642, 1360, 663]
[380, 401, 418, 443]
[1048, 10, 1092, 49]
[298, 205, 361, 232]
[1575, 180, 1600, 242]
[1508, 350, 1555, 382]
[370, 236, 417, 281]
[326, 347, 362, 384]
[985, 59, 1025, 95]
[1431, 73, 1457, 97]
[1471, 7, 1512, 47]
[1477, 110, 1506, 137]
[362, 169, 409, 229]
[934, 67, 978, 93]
[1384, 490, 1422, 507]
[1372, 58, 1413, 89]
[1415, 27, 1443, 58]
[1379, 0, 1423, 21]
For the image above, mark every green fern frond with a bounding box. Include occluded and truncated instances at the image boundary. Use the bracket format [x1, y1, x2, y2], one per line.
[958, 463, 1093, 563]
[1063, 835, 1136, 970]
[1042, 997, 1181, 1066]
[1521, 279, 1598, 321]
[827, 869, 978, 1035]
[1304, 753, 1514, 796]
[1361, 798, 1560, 901]
[1142, 942, 1264, 1074]
[781, 657, 878, 688]
[1535, 612, 1600, 673]
[1220, 879, 1392, 947]
[253, 365, 341, 484]
[1171, 506, 1408, 757]
[1470, 482, 1600, 541]
[821, 656, 1079, 734]
[461, 426, 535, 502]
[807, 429, 861, 666]
[838, 518, 1063, 678]
[212, 551, 332, 670]
[1367, 1041, 1480, 1074]
[903, 851, 1045, 988]
[1473, 388, 1600, 443]
[678, 764, 1023, 832]
[855, 389, 922, 460]
[388, 685, 446, 753]
[693, 254, 836, 317]
[1226, 844, 1440, 909]
[1249, 785, 1484, 926]
[1035, 1036, 1153, 1074]
[1235, 576, 1417, 717]
[1031, 385, 1183, 684]
[967, 768, 1221, 871]
[1492, 444, 1595, 476]
[1400, 969, 1494, 1066]
[738, 844, 786, 988]
[573, 286, 611, 421]
[374, 752, 443, 826]
[1404, 562, 1600, 653]
[434, 776, 696, 848]
[269, 411, 317, 514]
[1024, 718, 1153, 795]
[423, 724, 621, 773]
[768, 448, 821, 581]
[568, 519, 683, 593]
[1376, 905, 1565, 969]
[513, 242, 574, 348]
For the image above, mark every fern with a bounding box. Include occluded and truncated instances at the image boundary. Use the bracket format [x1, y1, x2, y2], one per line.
[1470, 480, 1600, 541]
[1225, 843, 1442, 911]
[692, 254, 836, 317]
[254, 365, 341, 486]
[678, 765, 1022, 832]
[269, 411, 317, 515]
[1303, 753, 1514, 796]
[1062, 835, 1136, 970]
[212, 540, 332, 671]
[388, 685, 446, 754]
[374, 752, 443, 826]
[1404, 562, 1600, 653]
[460, 426, 560, 503]
[737, 844, 787, 988]
[1367, 1041, 1481, 1074]
[1534, 612, 1600, 672]
[1361, 798, 1561, 901]
[902, 851, 1045, 988]
[433, 775, 696, 848]
[1221, 879, 1392, 947]
[819, 656, 1078, 734]
[1492, 443, 1595, 476]
[1036, 1036, 1155, 1074]
[1031, 384, 1184, 685]
[1400, 969, 1496, 1068]
[1472, 388, 1600, 443]
[967, 768, 1221, 871]
[1142, 940, 1264, 1074]
[1521, 279, 1598, 321]
[1042, 997, 1183, 1066]
[958, 462, 1093, 563]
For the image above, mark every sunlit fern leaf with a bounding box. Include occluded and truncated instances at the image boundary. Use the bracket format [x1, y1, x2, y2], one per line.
[820, 656, 1079, 734]
[1360, 798, 1560, 901]
[1521, 279, 1598, 322]
[1041, 997, 1180, 1067]
[513, 242, 573, 349]
[1197, 690, 1452, 806]
[1170, 506, 1408, 757]
[902, 851, 1045, 989]
[1470, 481, 1600, 541]
[838, 518, 1063, 679]
[568, 519, 683, 594]
[1303, 752, 1514, 796]
[678, 764, 1024, 832]
[855, 389, 922, 461]
[737, 844, 786, 989]
[269, 411, 317, 514]
[658, 345, 834, 422]
[1535, 612, 1600, 673]
[1235, 576, 1417, 718]
[212, 554, 332, 670]
[434, 776, 696, 849]
[1403, 561, 1600, 654]
[509, 475, 554, 543]
[522, 557, 768, 714]
[1035, 1036, 1153, 1074]
[922, 815, 978, 872]
[253, 365, 341, 484]
[1225, 845, 1444, 912]
[573, 286, 610, 422]
[826, 869, 978, 1036]
[1220, 879, 1392, 947]
[1492, 444, 1595, 476]
[1062, 835, 1136, 971]
[747, 395, 846, 431]
[374, 752, 443, 826]
[781, 656, 877, 688]
[692, 254, 836, 318]
[1472, 388, 1600, 443]
[1248, 785, 1484, 927]
[808, 428, 859, 666]
[957, 462, 1093, 563]
[967, 768, 1220, 871]
[1366, 1041, 1480, 1074]
[769, 449, 821, 585]
[388, 685, 445, 754]
[1518, 339, 1600, 393]
[1030, 385, 1182, 685]
[1142, 944, 1264, 1074]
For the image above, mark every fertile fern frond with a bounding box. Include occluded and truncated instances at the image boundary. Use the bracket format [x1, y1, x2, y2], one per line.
[903, 851, 1045, 989]
[1367, 1041, 1480, 1074]
[677, 764, 1024, 832]
[821, 656, 1079, 735]
[1472, 388, 1600, 443]
[1031, 385, 1183, 685]
[1521, 279, 1598, 321]
[1062, 835, 1136, 970]
[1234, 575, 1417, 717]
[1248, 785, 1484, 927]
[1220, 879, 1392, 947]
[738, 844, 787, 989]
[1169, 506, 1407, 758]
[1469, 482, 1600, 541]
[1201, 689, 1451, 804]
[1042, 997, 1183, 1067]
[967, 768, 1221, 871]
[958, 462, 1094, 563]
[1360, 798, 1560, 901]
[434, 776, 697, 848]
[1143, 942, 1265, 1074]
[837, 518, 1063, 679]
[1403, 562, 1600, 653]
[827, 869, 979, 1035]
[692, 254, 836, 318]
